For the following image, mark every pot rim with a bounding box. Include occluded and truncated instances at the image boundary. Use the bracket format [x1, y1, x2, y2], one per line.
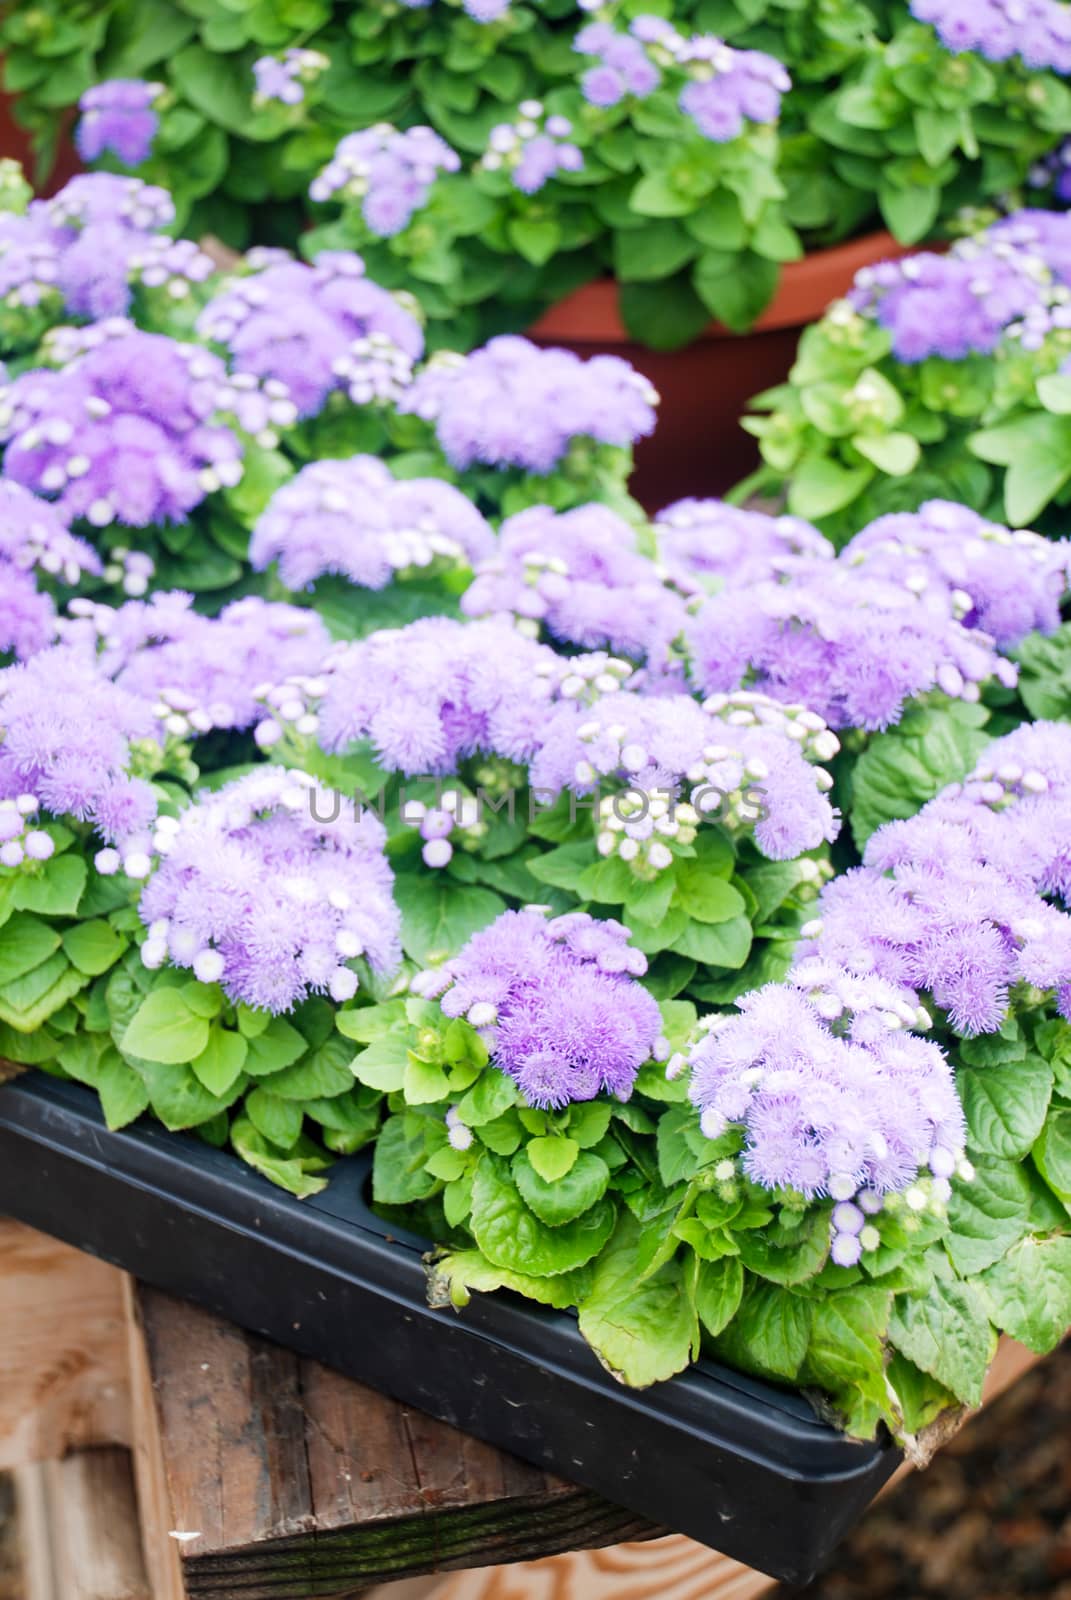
[527, 228, 915, 344]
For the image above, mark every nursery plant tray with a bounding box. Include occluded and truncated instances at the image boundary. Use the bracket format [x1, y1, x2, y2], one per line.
[0, 1071, 900, 1583]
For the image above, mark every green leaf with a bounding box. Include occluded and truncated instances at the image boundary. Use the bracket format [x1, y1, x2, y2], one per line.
[12, 856, 87, 917]
[693, 249, 780, 333]
[121, 990, 210, 1066]
[261, 1035, 356, 1100]
[190, 1028, 248, 1097]
[506, 217, 562, 267]
[693, 1257, 744, 1337]
[786, 457, 874, 520]
[512, 1149, 610, 1226]
[246, 1088, 305, 1150]
[970, 414, 1071, 526]
[404, 1052, 451, 1105]
[1033, 1108, 1071, 1204]
[61, 919, 125, 977]
[670, 915, 752, 969]
[394, 875, 506, 964]
[94, 1049, 151, 1131]
[614, 220, 698, 283]
[427, 1250, 593, 1312]
[736, 1209, 830, 1286]
[454, 1068, 519, 1127]
[577, 1212, 699, 1387]
[958, 1058, 1052, 1160]
[878, 181, 940, 245]
[0, 913, 60, 985]
[617, 277, 711, 352]
[470, 1153, 616, 1277]
[888, 1279, 995, 1407]
[351, 1034, 409, 1092]
[802, 1287, 893, 1438]
[672, 865, 746, 925]
[372, 1114, 438, 1205]
[630, 171, 694, 218]
[134, 1058, 242, 1131]
[979, 1237, 1071, 1354]
[231, 1117, 330, 1198]
[0, 952, 87, 1032]
[526, 1135, 579, 1183]
[945, 1155, 1036, 1276]
[850, 702, 991, 847]
[712, 1280, 812, 1382]
[241, 1017, 308, 1076]
[852, 430, 921, 476]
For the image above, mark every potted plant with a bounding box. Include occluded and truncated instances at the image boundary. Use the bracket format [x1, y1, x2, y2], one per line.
[5, 0, 1071, 501]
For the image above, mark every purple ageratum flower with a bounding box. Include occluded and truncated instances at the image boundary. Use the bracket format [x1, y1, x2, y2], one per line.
[910, 0, 1071, 73]
[529, 686, 839, 866]
[0, 563, 55, 661]
[848, 249, 1044, 363]
[313, 616, 563, 774]
[399, 337, 658, 475]
[197, 252, 423, 419]
[98, 595, 332, 736]
[250, 456, 494, 592]
[655, 498, 833, 591]
[46, 174, 174, 235]
[800, 722, 1071, 1036]
[575, 24, 661, 105]
[76, 81, 162, 167]
[843, 499, 1071, 649]
[310, 126, 460, 236]
[0, 479, 99, 585]
[138, 766, 401, 1012]
[411, 908, 662, 1107]
[252, 48, 328, 108]
[461, 502, 690, 666]
[687, 982, 964, 1209]
[0, 329, 245, 529]
[986, 209, 1071, 291]
[482, 107, 584, 195]
[0, 644, 159, 850]
[687, 566, 1015, 732]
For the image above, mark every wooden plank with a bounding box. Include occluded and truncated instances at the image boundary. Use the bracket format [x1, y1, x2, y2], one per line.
[134, 1286, 660, 1600]
[0, 1220, 129, 1468]
[414, 1536, 773, 1600]
[123, 1278, 188, 1600]
[13, 1449, 150, 1600]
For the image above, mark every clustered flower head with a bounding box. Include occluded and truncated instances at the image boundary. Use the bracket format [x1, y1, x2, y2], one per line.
[848, 249, 1046, 363]
[1030, 140, 1071, 204]
[197, 253, 423, 418]
[654, 498, 833, 591]
[411, 908, 664, 1107]
[399, 336, 658, 475]
[0, 479, 99, 585]
[397, 0, 511, 20]
[530, 685, 840, 868]
[126, 235, 217, 308]
[687, 566, 1016, 731]
[480, 102, 584, 193]
[843, 499, 1071, 649]
[0, 565, 56, 662]
[46, 173, 174, 235]
[310, 124, 460, 235]
[460, 502, 689, 666]
[802, 721, 1071, 1035]
[138, 767, 401, 1012]
[575, 19, 663, 105]
[250, 456, 494, 591]
[76, 80, 163, 167]
[252, 48, 329, 108]
[308, 616, 564, 774]
[0, 327, 246, 527]
[910, 0, 1071, 73]
[0, 645, 161, 864]
[0, 791, 57, 871]
[685, 981, 965, 1263]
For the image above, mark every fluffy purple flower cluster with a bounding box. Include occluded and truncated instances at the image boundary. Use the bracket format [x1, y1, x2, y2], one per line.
[84, 594, 332, 736]
[687, 566, 1016, 731]
[250, 456, 494, 591]
[848, 250, 1044, 362]
[412, 908, 664, 1108]
[686, 983, 965, 1259]
[802, 721, 1071, 1034]
[843, 499, 1071, 649]
[0, 328, 246, 527]
[0, 567, 55, 662]
[46, 174, 174, 235]
[0, 645, 159, 857]
[460, 502, 689, 666]
[654, 498, 832, 591]
[575, 20, 662, 106]
[530, 685, 840, 866]
[197, 253, 423, 418]
[399, 337, 658, 475]
[480, 103, 584, 194]
[309, 125, 460, 235]
[138, 767, 401, 1012]
[0, 792, 57, 871]
[0, 479, 99, 586]
[910, 0, 1071, 73]
[397, 0, 511, 19]
[252, 48, 329, 108]
[76, 80, 162, 167]
[310, 616, 562, 774]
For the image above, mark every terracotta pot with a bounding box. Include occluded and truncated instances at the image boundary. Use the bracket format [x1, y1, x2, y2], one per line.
[528, 231, 914, 512]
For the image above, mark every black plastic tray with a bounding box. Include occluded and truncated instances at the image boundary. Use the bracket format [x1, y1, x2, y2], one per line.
[0, 1072, 899, 1582]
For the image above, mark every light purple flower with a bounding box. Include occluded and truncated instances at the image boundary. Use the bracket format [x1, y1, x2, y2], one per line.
[655, 498, 833, 590]
[0, 563, 55, 661]
[138, 767, 401, 1013]
[848, 249, 1044, 362]
[251, 456, 494, 591]
[412, 908, 661, 1107]
[0, 479, 99, 584]
[310, 125, 460, 235]
[911, 0, 1071, 73]
[76, 81, 162, 167]
[399, 337, 658, 475]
